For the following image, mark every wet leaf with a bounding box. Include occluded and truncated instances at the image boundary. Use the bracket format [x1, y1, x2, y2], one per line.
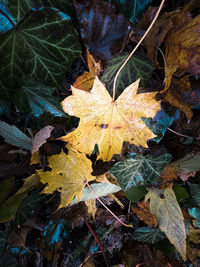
[39, 147, 95, 209]
[124, 186, 147, 203]
[101, 53, 154, 97]
[146, 188, 186, 260]
[0, 2, 16, 33]
[0, 121, 32, 151]
[61, 77, 161, 161]
[173, 185, 189, 203]
[0, 8, 81, 98]
[110, 153, 171, 191]
[171, 153, 200, 172]
[74, 0, 131, 60]
[133, 227, 166, 244]
[188, 183, 200, 207]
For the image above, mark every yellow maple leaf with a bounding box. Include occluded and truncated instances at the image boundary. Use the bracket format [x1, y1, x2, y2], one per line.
[164, 14, 200, 91]
[39, 145, 95, 209]
[61, 77, 161, 161]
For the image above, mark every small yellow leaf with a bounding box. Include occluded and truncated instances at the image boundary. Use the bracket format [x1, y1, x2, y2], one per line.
[39, 145, 95, 209]
[85, 199, 97, 220]
[61, 77, 161, 161]
[145, 188, 186, 261]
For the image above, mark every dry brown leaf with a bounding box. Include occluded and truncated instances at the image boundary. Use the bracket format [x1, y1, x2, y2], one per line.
[61, 77, 161, 161]
[131, 201, 157, 227]
[163, 76, 197, 120]
[73, 49, 101, 91]
[164, 14, 200, 91]
[160, 165, 178, 184]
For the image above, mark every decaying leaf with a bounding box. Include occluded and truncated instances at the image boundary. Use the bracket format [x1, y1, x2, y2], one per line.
[131, 201, 157, 227]
[32, 125, 54, 154]
[164, 14, 200, 91]
[61, 77, 161, 161]
[73, 49, 101, 91]
[39, 146, 95, 209]
[146, 188, 186, 261]
[163, 76, 195, 120]
[85, 199, 97, 220]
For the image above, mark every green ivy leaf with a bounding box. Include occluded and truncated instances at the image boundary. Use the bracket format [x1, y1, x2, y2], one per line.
[70, 183, 121, 205]
[8, 0, 74, 22]
[110, 153, 171, 191]
[171, 153, 200, 172]
[101, 53, 154, 97]
[16, 79, 65, 116]
[124, 186, 147, 203]
[173, 185, 189, 203]
[0, 8, 81, 99]
[0, 121, 33, 151]
[188, 182, 200, 207]
[133, 227, 166, 244]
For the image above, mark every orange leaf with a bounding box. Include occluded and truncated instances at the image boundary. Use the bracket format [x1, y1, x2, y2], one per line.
[131, 201, 157, 227]
[73, 49, 101, 91]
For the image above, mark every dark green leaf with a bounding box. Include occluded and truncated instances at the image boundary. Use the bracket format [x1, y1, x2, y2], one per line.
[0, 8, 81, 99]
[101, 53, 154, 97]
[16, 79, 65, 116]
[14, 190, 45, 225]
[154, 239, 175, 256]
[107, 0, 152, 23]
[8, 0, 74, 22]
[173, 185, 189, 203]
[124, 186, 147, 203]
[0, 121, 33, 151]
[0, 192, 28, 223]
[0, 177, 14, 204]
[133, 227, 166, 244]
[188, 183, 200, 207]
[110, 153, 171, 191]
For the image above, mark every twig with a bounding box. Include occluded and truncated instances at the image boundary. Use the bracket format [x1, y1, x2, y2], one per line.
[84, 216, 109, 267]
[112, 0, 166, 101]
[168, 127, 200, 140]
[86, 182, 132, 228]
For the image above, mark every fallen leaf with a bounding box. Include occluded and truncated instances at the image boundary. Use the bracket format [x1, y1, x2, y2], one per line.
[39, 146, 95, 209]
[178, 171, 196, 183]
[163, 76, 196, 120]
[164, 14, 200, 91]
[110, 153, 171, 191]
[61, 77, 161, 161]
[73, 49, 101, 91]
[145, 188, 186, 261]
[133, 227, 166, 244]
[32, 125, 54, 154]
[160, 165, 178, 184]
[8, 226, 29, 249]
[131, 201, 157, 227]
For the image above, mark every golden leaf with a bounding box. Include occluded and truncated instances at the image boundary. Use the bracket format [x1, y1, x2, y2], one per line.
[61, 77, 161, 161]
[164, 14, 200, 91]
[146, 188, 186, 261]
[39, 145, 95, 209]
[85, 199, 97, 220]
[73, 49, 101, 91]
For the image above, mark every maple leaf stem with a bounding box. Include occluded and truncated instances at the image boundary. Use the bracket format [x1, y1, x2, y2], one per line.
[168, 127, 200, 140]
[112, 0, 166, 101]
[86, 181, 132, 228]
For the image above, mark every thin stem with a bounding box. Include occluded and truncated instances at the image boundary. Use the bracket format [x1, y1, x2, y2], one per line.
[112, 0, 166, 101]
[0, 9, 16, 28]
[84, 216, 109, 267]
[168, 127, 200, 140]
[86, 182, 132, 228]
